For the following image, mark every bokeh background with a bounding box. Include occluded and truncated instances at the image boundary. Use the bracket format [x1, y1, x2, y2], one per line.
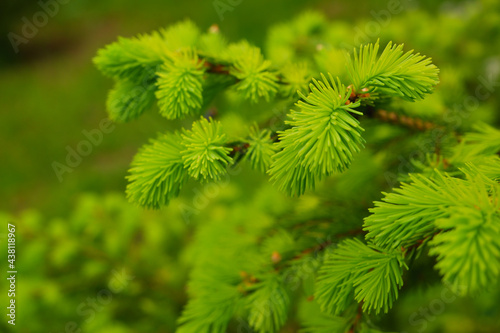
[1, 0, 499, 332]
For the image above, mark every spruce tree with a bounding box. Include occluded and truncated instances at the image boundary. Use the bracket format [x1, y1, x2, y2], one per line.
[92, 11, 500, 333]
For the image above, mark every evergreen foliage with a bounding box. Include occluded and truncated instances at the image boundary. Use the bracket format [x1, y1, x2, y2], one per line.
[269, 74, 364, 196]
[229, 43, 279, 103]
[316, 239, 407, 315]
[181, 117, 233, 181]
[106, 77, 157, 122]
[156, 50, 206, 119]
[245, 125, 278, 172]
[346, 41, 439, 101]
[91, 9, 500, 333]
[126, 132, 188, 209]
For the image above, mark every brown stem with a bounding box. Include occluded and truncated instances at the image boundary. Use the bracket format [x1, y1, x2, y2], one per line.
[227, 141, 250, 159]
[201, 56, 443, 133]
[367, 108, 442, 132]
[401, 231, 441, 256]
[204, 62, 232, 75]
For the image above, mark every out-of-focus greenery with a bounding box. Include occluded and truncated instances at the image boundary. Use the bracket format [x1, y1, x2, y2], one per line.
[1, 0, 500, 332]
[1, 194, 189, 332]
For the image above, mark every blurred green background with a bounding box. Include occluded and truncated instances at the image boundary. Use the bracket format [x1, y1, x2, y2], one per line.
[1, 0, 499, 332]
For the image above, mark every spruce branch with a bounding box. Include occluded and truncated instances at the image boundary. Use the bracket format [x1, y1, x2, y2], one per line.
[126, 132, 188, 209]
[346, 40, 439, 101]
[243, 125, 279, 172]
[429, 206, 500, 295]
[428, 170, 500, 294]
[177, 280, 241, 333]
[229, 43, 280, 103]
[92, 32, 168, 82]
[81, 12, 500, 332]
[156, 49, 206, 119]
[363, 171, 479, 250]
[315, 239, 407, 315]
[181, 117, 233, 181]
[246, 273, 291, 333]
[269, 74, 365, 196]
[106, 77, 157, 122]
[452, 123, 500, 162]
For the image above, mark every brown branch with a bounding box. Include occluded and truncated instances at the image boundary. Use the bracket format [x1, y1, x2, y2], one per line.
[364, 107, 442, 132]
[227, 141, 250, 160]
[204, 62, 232, 75]
[401, 231, 441, 257]
[201, 55, 443, 133]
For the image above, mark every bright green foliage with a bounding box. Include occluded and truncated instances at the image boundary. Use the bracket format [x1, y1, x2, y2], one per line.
[156, 50, 206, 119]
[94, 24, 282, 121]
[245, 125, 278, 172]
[93, 20, 203, 121]
[95, 22, 440, 198]
[125, 118, 232, 207]
[176, 224, 250, 333]
[176, 205, 275, 333]
[181, 117, 233, 181]
[364, 172, 457, 249]
[177, 280, 241, 333]
[229, 43, 279, 103]
[364, 168, 500, 256]
[93, 32, 168, 82]
[198, 30, 228, 58]
[5, 1, 500, 333]
[93, 31, 169, 121]
[269, 74, 364, 196]
[247, 273, 291, 333]
[126, 132, 188, 209]
[315, 239, 407, 315]
[452, 123, 500, 162]
[106, 78, 156, 122]
[450, 124, 500, 182]
[430, 208, 500, 295]
[472, 155, 500, 181]
[88, 9, 500, 333]
[0, 194, 190, 333]
[364, 165, 500, 296]
[160, 19, 201, 51]
[429, 172, 500, 295]
[346, 41, 439, 101]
